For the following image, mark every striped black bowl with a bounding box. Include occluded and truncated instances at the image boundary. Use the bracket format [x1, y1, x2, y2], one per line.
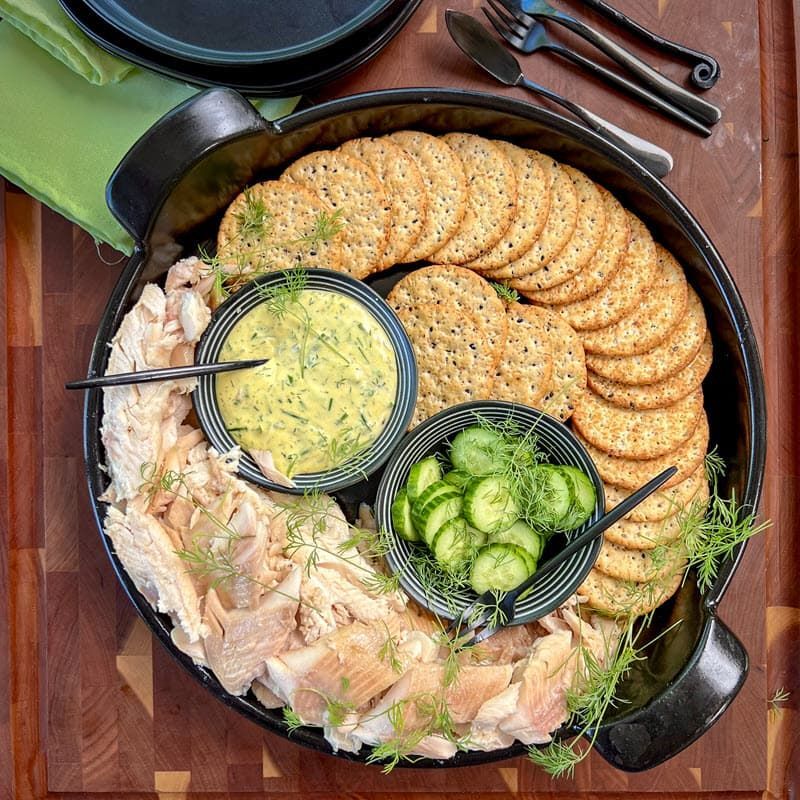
[374, 400, 605, 624]
[192, 268, 417, 494]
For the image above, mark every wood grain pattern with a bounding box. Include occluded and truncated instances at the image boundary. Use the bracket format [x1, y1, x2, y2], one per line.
[1, 0, 797, 797]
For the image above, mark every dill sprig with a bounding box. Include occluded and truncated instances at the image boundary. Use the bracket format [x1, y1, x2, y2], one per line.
[466, 589, 510, 631]
[491, 281, 520, 304]
[472, 415, 580, 533]
[674, 450, 771, 593]
[282, 706, 305, 734]
[234, 189, 275, 240]
[365, 692, 468, 773]
[769, 687, 791, 721]
[405, 546, 473, 616]
[378, 624, 404, 674]
[291, 209, 346, 249]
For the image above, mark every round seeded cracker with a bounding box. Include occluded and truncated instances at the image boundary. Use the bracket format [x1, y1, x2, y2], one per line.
[604, 464, 708, 522]
[491, 302, 554, 407]
[586, 288, 707, 385]
[596, 538, 688, 583]
[521, 186, 629, 306]
[578, 564, 685, 616]
[580, 244, 688, 356]
[431, 133, 518, 264]
[216, 180, 344, 274]
[510, 165, 607, 292]
[466, 142, 549, 270]
[397, 303, 497, 427]
[536, 307, 587, 421]
[587, 332, 713, 409]
[339, 137, 427, 267]
[549, 212, 657, 331]
[386, 265, 507, 359]
[280, 150, 390, 278]
[603, 483, 710, 549]
[483, 155, 577, 280]
[388, 131, 467, 262]
[572, 388, 704, 460]
[576, 412, 709, 490]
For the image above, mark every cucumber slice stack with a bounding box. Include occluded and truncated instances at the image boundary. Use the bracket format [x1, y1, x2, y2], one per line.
[388, 424, 597, 594]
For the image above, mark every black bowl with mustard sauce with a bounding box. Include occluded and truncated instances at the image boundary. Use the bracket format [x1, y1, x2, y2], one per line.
[192, 268, 417, 493]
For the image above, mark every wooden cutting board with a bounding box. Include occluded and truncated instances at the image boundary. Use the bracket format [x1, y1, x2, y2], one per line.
[3, 0, 798, 796]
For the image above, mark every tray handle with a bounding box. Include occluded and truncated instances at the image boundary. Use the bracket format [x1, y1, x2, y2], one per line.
[106, 87, 268, 244]
[592, 615, 748, 771]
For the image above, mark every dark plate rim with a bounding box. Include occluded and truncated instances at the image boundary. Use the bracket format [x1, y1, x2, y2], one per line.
[81, 0, 397, 65]
[58, 0, 423, 96]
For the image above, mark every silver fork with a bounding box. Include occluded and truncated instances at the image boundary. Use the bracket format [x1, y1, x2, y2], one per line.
[491, 0, 721, 126]
[447, 466, 677, 647]
[483, 0, 711, 136]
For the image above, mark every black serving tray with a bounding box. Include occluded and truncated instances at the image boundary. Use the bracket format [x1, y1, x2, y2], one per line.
[82, 88, 766, 772]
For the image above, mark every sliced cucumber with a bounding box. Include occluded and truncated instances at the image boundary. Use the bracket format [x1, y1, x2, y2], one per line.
[469, 543, 531, 594]
[489, 519, 544, 562]
[466, 523, 488, 548]
[411, 481, 459, 528]
[463, 476, 520, 534]
[526, 465, 574, 529]
[415, 493, 464, 546]
[558, 466, 597, 530]
[391, 488, 419, 542]
[407, 456, 442, 502]
[443, 469, 472, 489]
[450, 426, 507, 476]
[431, 518, 473, 571]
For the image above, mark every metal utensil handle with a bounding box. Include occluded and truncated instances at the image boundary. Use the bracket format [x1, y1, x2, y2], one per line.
[542, 10, 721, 125]
[518, 76, 673, 177]
[65, 359, 267, 390]
[551, 46, 712, 136]
[578, 0, 720, 89]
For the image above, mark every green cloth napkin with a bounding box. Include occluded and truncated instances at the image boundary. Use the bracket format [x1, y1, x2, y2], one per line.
[0, 23, 299, 254]
[0, 0, 135, 84]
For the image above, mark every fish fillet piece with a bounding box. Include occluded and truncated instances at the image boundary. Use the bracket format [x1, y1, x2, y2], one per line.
[354, 664, 513, 747]
[265, 615, 412, 726]
[297, 562, 406, 643]
[273, 493, 406, 642]
[499, 629, 576, 744]
[469, 683, 520, 751]
[105, 505, 207, 642]
[203, 568, 300, 695]
[101, 281, 209, 502]
[470, 624, 536, 666]
[164, 256, 214, 299]
[251, 678, 284, 709]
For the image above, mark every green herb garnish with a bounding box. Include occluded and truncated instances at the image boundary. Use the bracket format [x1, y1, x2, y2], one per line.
[491, 281, 520, 304]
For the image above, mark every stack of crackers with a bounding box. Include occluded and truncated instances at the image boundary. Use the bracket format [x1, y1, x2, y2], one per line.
[213, 130, 715, 619]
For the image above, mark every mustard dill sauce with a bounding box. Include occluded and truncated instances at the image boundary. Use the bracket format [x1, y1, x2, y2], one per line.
[216, 289, 397, 476]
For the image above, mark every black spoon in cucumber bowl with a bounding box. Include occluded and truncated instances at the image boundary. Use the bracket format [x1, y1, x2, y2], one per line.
[447, 465, 678, 646]
[445, 10, 673, 177]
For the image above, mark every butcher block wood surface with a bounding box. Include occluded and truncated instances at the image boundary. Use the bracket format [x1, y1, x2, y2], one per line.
[1, 0, 798, 797]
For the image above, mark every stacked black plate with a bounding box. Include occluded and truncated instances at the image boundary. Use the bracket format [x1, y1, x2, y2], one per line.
[59, 0, 422, 95]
